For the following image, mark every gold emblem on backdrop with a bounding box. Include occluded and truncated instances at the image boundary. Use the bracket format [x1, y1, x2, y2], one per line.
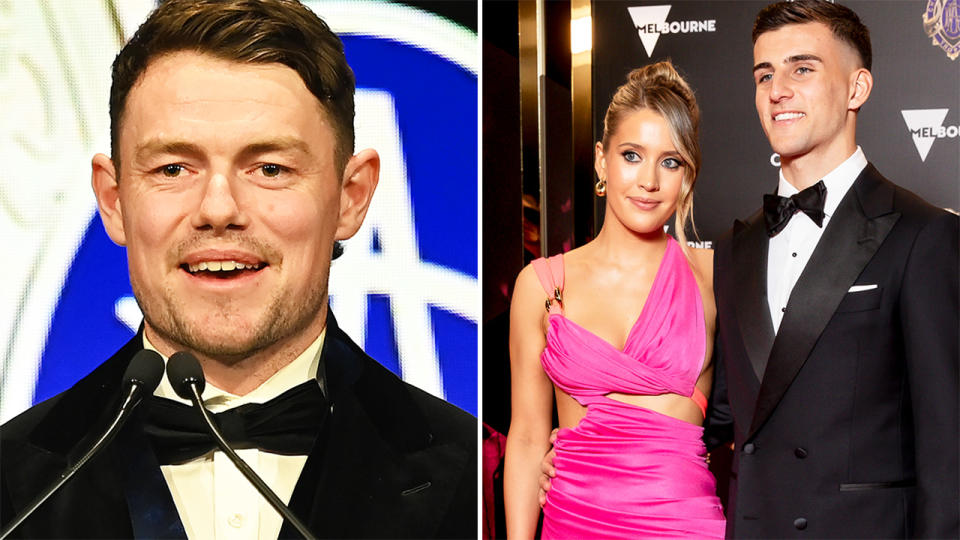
[924, 0, 960, 60]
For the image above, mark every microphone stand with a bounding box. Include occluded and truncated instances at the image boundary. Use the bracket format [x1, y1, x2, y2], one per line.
[182, 384, 317, 540]
[0, 385, 143, 540]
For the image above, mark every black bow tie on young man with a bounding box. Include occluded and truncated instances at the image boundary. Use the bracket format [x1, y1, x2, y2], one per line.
[143, 380, 328, 465]
[763, 180, 828, 237]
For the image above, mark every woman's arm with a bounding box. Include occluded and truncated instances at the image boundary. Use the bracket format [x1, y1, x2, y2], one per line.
[504, 264, 555, 540]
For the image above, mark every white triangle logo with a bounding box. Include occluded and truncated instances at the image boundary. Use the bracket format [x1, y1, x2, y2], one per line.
[901, 108, 949, 161]
[627, 5, 672, 57]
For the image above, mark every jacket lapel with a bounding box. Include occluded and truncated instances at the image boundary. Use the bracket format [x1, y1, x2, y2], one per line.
[3, 334, 185, 538]
[748, 164, 900, 438]
[731, 210, 776, 383]
[23, 336, 139, 458]
[282, 312, 466, 538]
[119, 409, 187, 539]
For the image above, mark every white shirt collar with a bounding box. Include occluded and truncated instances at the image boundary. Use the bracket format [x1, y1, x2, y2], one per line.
[146, 330, 325, 412]
[777, 146, 868, 217]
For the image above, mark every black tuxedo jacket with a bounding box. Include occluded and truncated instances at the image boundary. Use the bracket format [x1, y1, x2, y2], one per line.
[706, 164, 958, 538]
[0, 312, 476, 538]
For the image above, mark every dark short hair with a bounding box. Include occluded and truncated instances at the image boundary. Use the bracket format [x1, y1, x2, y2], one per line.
[110, 0, 355, 172]
[753, 0, 872, 71]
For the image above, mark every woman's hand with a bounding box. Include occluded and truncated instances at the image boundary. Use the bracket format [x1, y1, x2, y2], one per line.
[537, 429, 559, 507]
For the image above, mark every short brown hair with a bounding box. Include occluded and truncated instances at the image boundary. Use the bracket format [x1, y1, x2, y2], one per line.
[601, 61, 702, 249]
[110, 0, 355, 171]
[753, 0, 872, 70]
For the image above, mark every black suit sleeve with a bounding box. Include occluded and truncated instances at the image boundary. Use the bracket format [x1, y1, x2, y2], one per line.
[704, 341, 734, 451]
[900, 210, 959, 538]
[0, 466, 13, 532]
[704, 248, 734, 450]
[435, 444, 478, 539]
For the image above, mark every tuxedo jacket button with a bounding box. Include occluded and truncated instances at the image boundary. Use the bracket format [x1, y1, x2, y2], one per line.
[743, 443, 756, 454]
[794, 447, 808, 459]
[794, 517, 808, 530]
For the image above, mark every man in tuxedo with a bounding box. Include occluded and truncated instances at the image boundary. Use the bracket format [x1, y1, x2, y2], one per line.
[0, 1, 475, 538]
[706, 1, 958, 537]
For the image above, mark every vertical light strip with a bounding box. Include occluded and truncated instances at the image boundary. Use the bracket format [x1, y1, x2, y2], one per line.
[536, 0, 548, 257]
[535, 0, 546, 78]
[570, 14, 592, 55]
[570, 0, 596, 239]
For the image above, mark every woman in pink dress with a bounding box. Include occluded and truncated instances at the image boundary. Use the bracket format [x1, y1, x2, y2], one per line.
[504, 61, 726, 539]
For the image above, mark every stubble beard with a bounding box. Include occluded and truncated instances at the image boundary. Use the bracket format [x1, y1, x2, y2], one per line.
[134, 273, 329, 365]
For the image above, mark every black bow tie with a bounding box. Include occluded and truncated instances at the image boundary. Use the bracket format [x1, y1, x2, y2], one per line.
[143, 380, 328, 465]
[763, 180, 827, 237]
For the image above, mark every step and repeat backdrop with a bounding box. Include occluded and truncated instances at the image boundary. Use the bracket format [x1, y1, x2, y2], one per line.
[0, 0, 477, 422]
[593, 0, 958, 244]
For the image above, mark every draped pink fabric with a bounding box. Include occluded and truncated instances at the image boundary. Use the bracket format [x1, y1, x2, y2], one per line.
[537, 238, 725, 539]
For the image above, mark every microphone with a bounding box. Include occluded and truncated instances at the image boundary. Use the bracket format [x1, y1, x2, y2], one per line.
[0, 350, 165, 540]
[166, 351, 316, 540]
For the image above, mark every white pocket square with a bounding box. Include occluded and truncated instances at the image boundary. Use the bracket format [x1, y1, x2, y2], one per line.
[848, 284, 878, 293]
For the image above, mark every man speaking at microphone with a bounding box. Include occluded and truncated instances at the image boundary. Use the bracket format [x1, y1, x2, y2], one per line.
[0, 0, 476, 538]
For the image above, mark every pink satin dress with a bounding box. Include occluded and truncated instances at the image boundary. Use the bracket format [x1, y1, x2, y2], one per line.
[534, 238, 725, 539]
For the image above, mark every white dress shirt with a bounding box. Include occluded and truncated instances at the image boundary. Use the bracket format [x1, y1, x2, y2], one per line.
[144, 331, 325, 540]
[767, 147, 867, 332]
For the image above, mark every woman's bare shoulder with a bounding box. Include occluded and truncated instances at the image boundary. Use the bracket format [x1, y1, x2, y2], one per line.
[511, 261, 554, 343]
[513, 261, 544, 300]
[552, 244, 597, 277]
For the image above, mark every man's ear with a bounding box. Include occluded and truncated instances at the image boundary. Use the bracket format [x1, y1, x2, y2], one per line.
[849, 68, 873, 111]
[91, 153, 127, 246]
[335, 148, 380, 241]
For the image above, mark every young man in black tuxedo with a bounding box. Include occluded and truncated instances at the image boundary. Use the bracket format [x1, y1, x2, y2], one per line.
[0, 1, 475, 538]
[707, 1, 958, 537]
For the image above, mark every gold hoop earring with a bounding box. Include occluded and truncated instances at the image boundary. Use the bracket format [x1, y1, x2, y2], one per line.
[595, 179, 607, 197]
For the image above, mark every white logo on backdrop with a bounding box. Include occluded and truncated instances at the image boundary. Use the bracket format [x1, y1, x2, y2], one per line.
[626, 5, 716, 57]
[901, 108, 958, 161]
